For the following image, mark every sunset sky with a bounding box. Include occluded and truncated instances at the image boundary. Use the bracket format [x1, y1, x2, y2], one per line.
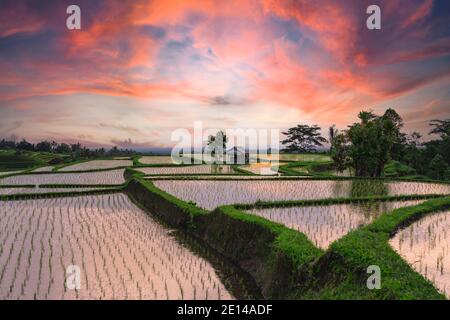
[0, 0, 449, 149]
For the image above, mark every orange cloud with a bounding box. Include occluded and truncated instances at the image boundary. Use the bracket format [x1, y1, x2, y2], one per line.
[1, 0, 449, 146]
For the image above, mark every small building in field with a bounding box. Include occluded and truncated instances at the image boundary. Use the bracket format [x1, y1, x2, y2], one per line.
[225, 147, 249, 165]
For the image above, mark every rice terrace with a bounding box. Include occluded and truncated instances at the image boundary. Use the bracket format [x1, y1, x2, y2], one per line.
[1, 113, 450, 301]
[1, 0, 450, 306]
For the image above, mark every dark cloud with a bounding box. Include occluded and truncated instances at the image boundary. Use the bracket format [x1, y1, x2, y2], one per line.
[208, 95, 252, 106]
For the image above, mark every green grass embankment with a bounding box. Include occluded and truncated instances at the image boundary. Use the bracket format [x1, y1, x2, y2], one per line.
[125, 177, 449, 299]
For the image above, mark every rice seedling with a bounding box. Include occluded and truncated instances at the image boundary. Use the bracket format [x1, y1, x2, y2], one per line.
[144, 174, 320, 181]
[59, 160, 133, 171]
[250, 200, 424, 249]
[145, 175, 308, 180]
[0, 169, 126, 186]
[136, 165, 234, 175]
[252, 154, 331, 162]
[32, 166, 54, 172]
[0, 194, 233, 300]
[0, 187, 110, 196]
[390, 210, 450, 299]
[153, 180, 450, 210]
[0, 171, 22, 177]
[238, 162, 287, 175]
[138, 156, 178, 165]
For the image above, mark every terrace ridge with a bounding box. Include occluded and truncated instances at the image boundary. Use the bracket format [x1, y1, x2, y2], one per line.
[124, 176, 450, 300]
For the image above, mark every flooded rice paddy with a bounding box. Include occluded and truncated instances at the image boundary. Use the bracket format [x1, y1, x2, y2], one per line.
[0, 194, 233, 300]
[291, 166, 353, 177]
[390, 211, 450, 299]
[250, 201, 423, 249]
[59, 160, 132, 171]
[153, 180, 450, 210]
[0, 169, 126, 186]
[138, 156, 178, 165]
[137, 165, 234, 175]
[239, 162, 286, 175]
[253, 154, 331, 162]
[32, 166, 54, 172]
[145, 175, 310, 180]
[0, 171, 22, 177]
[0, 187, 111, 195]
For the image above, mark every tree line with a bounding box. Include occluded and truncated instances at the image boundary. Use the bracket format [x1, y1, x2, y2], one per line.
[0, 139, 137, 159]
[282, 108, 450, 180]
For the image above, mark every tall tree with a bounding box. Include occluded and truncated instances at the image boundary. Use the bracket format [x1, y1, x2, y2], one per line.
[429, 119, 450, 138]
[331, 133, 350, 173]
[0, 139, 16, 149]
[427, 118, 450, 166]
[383, 108, 406, 161]
[347, 109, 401, 177]
[16, 139, 34, 151]
[207, 131, 228, 163]
[328, 125, 338, 151]
[36, 141, 52, 152]
[56, 143, 71, 154]
[427, 154, 449, 180]
[207, 131, 228, 152]
[71, 143, 82, 153]
[403, 132, 423, 171]
[281, 124, 327, 153]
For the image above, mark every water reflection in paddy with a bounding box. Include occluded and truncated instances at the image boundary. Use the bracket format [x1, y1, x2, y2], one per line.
[154, 180, 450, 210]
[250, 201, 423, 249]
[390, 210, 450, 299]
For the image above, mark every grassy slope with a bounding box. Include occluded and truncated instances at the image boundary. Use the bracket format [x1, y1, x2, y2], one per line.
[0, 149, 67, 171]
[227, 197, 449, 299]
[298, 197, 450, 299]
[134, 177, 207, 218]
[0, 150, 43, 171]
[219, 205, 323, 267]
[275, 152, 335, 177]
[384, 160, 416, 178]
[127, 177, 448, 299]
[279, 161, 333, 176]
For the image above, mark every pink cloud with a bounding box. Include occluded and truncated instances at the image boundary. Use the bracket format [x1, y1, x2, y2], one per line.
[0, 0, 448, 144]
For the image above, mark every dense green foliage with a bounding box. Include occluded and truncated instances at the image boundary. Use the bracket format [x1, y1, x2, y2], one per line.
[281, 124, 327, 153]
[331, 133, 351, 173]
[346, 109, 403, 177]
[329, 109, 449, 181]
[0, 138, 138, 161]
[277, 158, 335, 177]
[0, 151, 40, 170]
[427, 154, 450, 180]
[390, 119, 450, 180]
[0, 149, 65, 171]
[384, 160, 416, 177]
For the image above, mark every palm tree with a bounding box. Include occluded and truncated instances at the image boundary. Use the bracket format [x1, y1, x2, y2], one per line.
[328, 125, 338, 151]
